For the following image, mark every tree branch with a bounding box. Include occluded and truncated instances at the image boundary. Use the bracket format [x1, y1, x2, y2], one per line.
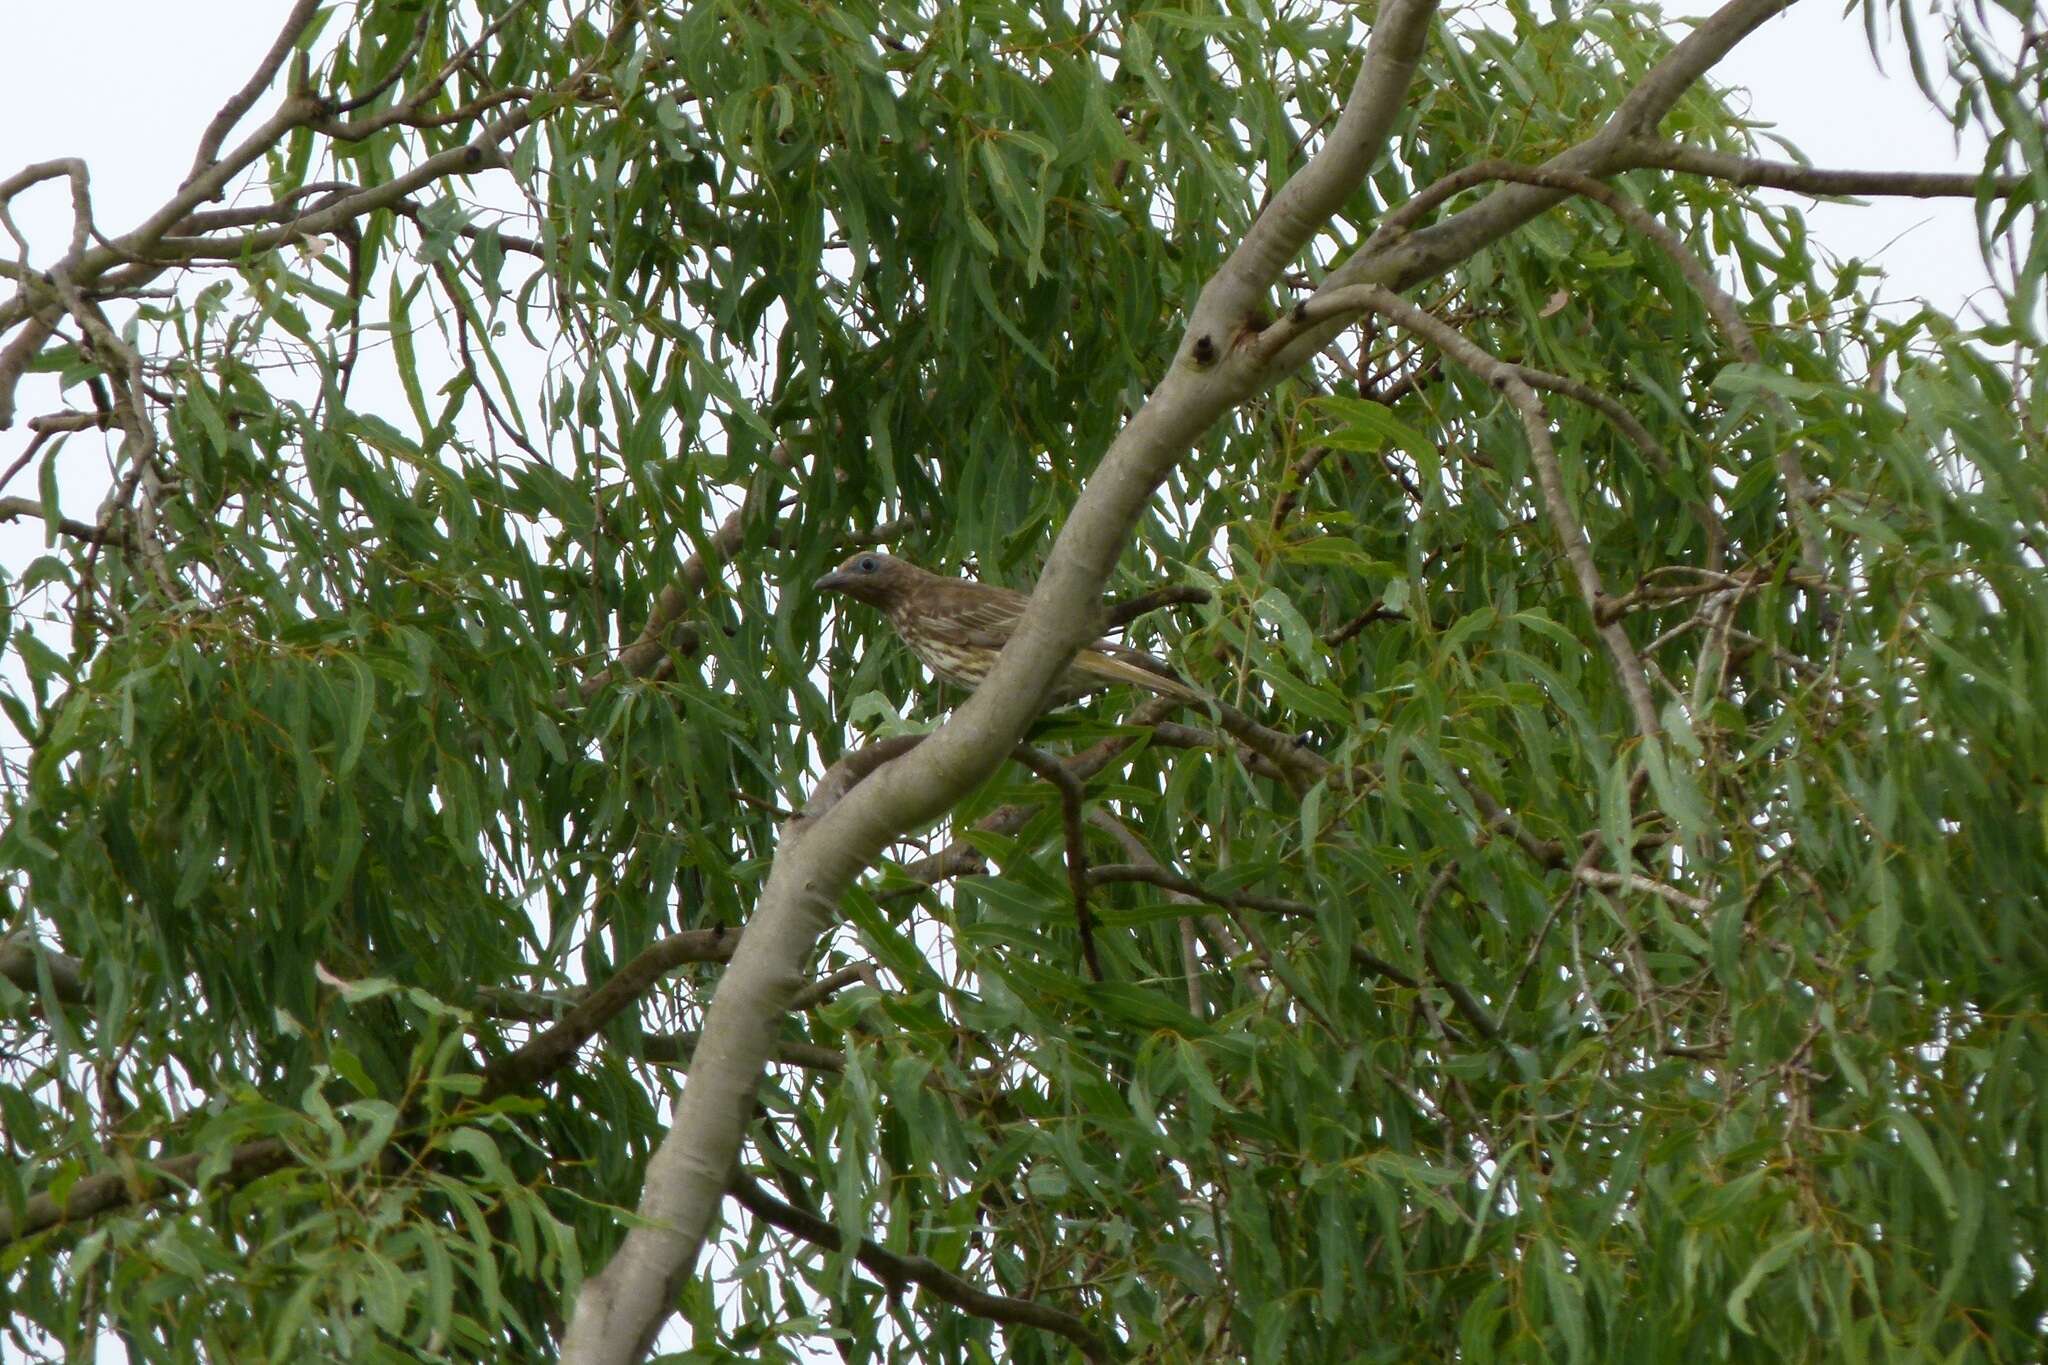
[1576, 867, 1711, 914]
[729, 1173, 1121, 1363]
[1105, 583, 1211, 630]
[642, 1032, 847, 1074]
[479, 927, 738, 1101]
[0, 308, 58, 430]
[1012, 746, 1101, 980]
[1184, 0, 1440, 354]
[0, 495, 134, 549]
[1086, 864, 1316, 919]
[1317, 0, 1801, 304]
[1296, 284, 1663, 738]
[0, 934, 89, 1005]
[0, 1138, 291, 1245]
[1628, 139, 2025, 198]
[557, 5, 1448, 1356]
[184, 0, 325, 183]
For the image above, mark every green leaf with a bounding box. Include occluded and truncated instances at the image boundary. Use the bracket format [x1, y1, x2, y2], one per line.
[1712, 363, 1826, 401]
[1888, 1109, 1959, 1218]
[1725, 1227, 1814, 1334]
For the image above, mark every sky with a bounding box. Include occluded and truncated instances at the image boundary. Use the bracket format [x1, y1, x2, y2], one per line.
[0, 0, 2010, 1359]
[1668, 0, 2000, 322]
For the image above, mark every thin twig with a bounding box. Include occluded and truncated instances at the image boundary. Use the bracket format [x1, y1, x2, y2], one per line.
[1013, 745, 1102, 980]
[1372, 157, 1826, 589]
[185, 0, 325, 182]
[1084, 808, 1225, 1014]
[787, 962, 878, 1010]
[1087, 864, 1313, 919]
[1105, 583, 1211, 630]
[1295, 284, 1663, 739]
[1575, 867, 1710, 914]
[1628, 139, 2024, 199]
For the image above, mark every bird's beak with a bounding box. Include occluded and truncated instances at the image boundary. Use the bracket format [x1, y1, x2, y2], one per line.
[813, 569, 852, 594]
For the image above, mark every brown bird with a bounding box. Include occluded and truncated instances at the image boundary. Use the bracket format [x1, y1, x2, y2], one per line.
[814, 551, 1201, 704]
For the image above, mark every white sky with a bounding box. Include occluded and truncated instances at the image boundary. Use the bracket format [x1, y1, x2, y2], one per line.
[1669, 0, 2000, 321]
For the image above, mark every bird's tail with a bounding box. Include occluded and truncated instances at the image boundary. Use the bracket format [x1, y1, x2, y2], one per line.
[1078, 644, 1205, 701]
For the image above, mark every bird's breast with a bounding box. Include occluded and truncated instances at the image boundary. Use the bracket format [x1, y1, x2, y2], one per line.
[894, 617, 992, 687]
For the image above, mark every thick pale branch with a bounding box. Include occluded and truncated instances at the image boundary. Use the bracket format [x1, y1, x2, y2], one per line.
[1181, 0, 1441, 359]
[0, 308, 59, 430]
[560, 7, 1450, 1354]
[0, 159, 94, 265]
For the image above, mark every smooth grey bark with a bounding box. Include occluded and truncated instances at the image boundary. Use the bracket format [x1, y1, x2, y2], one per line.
[556, 1, 1445, 1359]
[559, 0, 1810, 1358]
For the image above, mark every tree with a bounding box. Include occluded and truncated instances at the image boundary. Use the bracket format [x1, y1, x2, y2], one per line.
[0, 0, 2041, 1358]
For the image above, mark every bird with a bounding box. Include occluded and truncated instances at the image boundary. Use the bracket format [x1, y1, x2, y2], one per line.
[813, 551, 1202, 705]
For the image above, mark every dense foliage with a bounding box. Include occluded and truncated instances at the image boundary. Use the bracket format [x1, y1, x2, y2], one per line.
[0, 0, 2042, 1360]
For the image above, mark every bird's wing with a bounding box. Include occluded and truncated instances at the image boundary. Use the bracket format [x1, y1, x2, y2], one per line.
[938, 581, 1201, 698]
[942, 585, 1032, 648]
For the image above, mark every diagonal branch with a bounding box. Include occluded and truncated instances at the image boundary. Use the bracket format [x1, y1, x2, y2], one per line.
[729, 1173, 1120, 1363]
[185, 0, 325, 183]
[5, 924, 841, 1249]
[1296, 284, 1663, 739]
[0, 495, 135, 549]
[1183, 0, 1440, 353]
[0, 934, 89, 1005]
[479, 927, 738, 1101]
[557, 5, 1449, 1358]
[0, 1137, 292, 1246]
[1315, 0, 1802, 306]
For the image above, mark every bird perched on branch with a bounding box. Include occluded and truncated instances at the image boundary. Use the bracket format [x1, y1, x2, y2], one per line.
[813, 551, 1201, 705]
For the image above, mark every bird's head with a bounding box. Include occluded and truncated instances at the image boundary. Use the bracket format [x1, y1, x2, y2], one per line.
[813, 550, 919, 607]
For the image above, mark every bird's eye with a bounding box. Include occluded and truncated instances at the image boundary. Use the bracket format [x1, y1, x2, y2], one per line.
[858, 556, 878, 573]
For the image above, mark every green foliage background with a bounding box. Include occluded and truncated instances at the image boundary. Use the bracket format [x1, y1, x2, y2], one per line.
[1, 0, 2043, 1360]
